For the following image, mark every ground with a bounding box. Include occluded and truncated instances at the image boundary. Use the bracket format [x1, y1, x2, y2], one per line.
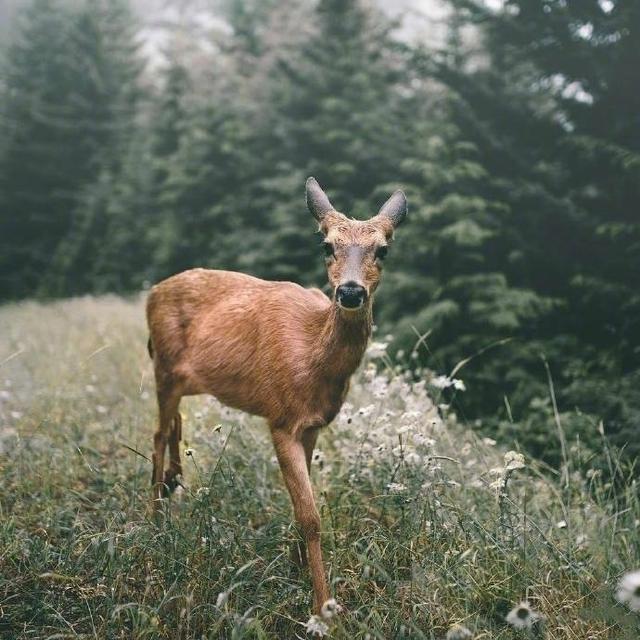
[0, 296, 638, 639]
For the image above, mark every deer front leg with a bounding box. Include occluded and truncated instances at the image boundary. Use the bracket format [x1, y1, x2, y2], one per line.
[291, 427, 320, 568]
[271, 428, 329, 614]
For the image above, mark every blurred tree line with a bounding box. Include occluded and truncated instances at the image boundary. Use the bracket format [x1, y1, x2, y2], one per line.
[1, 0, 638, 471]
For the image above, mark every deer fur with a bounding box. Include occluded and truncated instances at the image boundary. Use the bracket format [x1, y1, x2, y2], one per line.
[146, 177, 407, 613]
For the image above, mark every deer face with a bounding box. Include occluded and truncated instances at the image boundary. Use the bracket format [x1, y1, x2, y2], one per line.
[306, 177, 407, 311]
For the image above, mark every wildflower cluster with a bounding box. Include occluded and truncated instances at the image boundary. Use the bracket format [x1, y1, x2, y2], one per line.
[304, 598, 342, 637]
[505, 601, 544, 631]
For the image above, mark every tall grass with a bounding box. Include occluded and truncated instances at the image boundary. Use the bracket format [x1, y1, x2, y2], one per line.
[1, 296, 638, 638]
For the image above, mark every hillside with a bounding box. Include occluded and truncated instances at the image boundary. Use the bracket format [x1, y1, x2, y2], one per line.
[0, 296, 638, 638]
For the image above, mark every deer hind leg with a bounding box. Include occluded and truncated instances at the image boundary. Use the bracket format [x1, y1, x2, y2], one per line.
[272, 428, 329, 614]
[151, 384, 182, 508]
[163, 411, 183, 493]
[291, 427, 320, 568]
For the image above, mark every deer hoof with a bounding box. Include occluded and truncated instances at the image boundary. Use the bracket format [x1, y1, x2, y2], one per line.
[162, 471, 182, 495]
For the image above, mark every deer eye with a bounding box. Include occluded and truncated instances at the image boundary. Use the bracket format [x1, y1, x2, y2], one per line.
[375, 245, 388, 261]
[323, 242, 335, 258]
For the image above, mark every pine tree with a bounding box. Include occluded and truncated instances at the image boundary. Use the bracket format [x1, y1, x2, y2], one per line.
[0, 0, 143, 298]
[256, 0, 422, 285]
[426, 0, 640, 465]
[42, 0, 143, 296]
[0, 0, 80, 298]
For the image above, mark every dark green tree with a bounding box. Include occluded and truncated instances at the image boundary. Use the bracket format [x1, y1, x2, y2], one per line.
[255, 0, 425, 285]
[0, 0, 79, 298]
[42, 0, 143, 295]
[0, 0, 143, 298]
[413, 0, 640, 467]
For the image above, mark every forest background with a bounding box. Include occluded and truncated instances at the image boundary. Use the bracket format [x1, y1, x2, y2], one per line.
[1, 0, 638, 474]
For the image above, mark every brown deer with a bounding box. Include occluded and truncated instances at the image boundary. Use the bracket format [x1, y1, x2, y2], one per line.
[146, 177, 407, 613]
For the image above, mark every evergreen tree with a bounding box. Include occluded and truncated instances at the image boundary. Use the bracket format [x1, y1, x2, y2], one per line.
[0, 0, 79, 298]
[0, 0, 143, 298]
[43, 0, 143, 295]
[416, 0, 640, 466]
[256, 0, 423, 284]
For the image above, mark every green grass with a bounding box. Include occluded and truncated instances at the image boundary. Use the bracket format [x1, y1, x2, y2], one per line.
[1, 296, 639, 639]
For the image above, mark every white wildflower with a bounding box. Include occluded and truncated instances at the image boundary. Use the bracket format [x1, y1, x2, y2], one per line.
[312, 450, 325, 466]
[366, 341, 388, 358]
[556, 520, 567, 529]
[387, 482, 407, 494]
[413, 433, 436, 448]
[452, 378, 466, 391]
[196, 487, 210, 499]
[200, 536, 208, 546]
[599, 0, 614, 14]
[504, 451, 525, 471]
[320, 598, 342, 619]
[370, 375, 388, 398]
[482, 437, 497, 446]
[446, 623, 474, 640]
[185, 448, 195, 456]
[616, 570, 640, 612]
[431, 375, 451, 389]
[305, 614, 329, 637]
[404, 451, 423, 465]
[357, 404, 376, 418]
[575, 533, 588, 547]
[505, 601, 544, 630]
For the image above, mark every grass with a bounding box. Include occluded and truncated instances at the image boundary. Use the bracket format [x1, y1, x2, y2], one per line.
[0, 295, 639, 639]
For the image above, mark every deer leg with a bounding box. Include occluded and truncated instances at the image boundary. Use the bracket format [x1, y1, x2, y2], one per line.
[163, 411, 183, 493]
[151, 385, 181, 508]
[272, 428, 329, 614]
[291, 427, 320, 567]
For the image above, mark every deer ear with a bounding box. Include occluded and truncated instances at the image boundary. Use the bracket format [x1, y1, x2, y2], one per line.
[377, 190, 407, 228]
[306, 177, 335, 222]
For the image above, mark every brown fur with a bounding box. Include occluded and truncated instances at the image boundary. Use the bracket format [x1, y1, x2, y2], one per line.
[146, 179, 406, 613]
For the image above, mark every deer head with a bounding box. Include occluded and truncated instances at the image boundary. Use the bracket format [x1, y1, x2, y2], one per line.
[306, 177, 407, 311]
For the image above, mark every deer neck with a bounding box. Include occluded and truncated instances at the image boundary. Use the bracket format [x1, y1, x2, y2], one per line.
[314, 300, 372, 379]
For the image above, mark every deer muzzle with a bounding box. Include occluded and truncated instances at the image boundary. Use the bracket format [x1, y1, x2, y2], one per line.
[336, 281, 367, 309]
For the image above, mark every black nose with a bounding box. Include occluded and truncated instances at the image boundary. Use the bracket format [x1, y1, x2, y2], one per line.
[336, 282, 367, 308]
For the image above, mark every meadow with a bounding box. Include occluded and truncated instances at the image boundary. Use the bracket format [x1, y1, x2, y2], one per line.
[1, 296, 639, 639]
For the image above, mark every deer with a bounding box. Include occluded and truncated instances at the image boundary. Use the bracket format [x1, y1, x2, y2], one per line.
[145, 177, 407, 614]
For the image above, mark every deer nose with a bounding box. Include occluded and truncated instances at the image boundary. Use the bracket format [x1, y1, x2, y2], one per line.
[336, 282, 367, 309]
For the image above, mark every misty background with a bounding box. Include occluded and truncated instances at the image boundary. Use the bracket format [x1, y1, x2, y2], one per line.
[0, 0, 638, 473]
